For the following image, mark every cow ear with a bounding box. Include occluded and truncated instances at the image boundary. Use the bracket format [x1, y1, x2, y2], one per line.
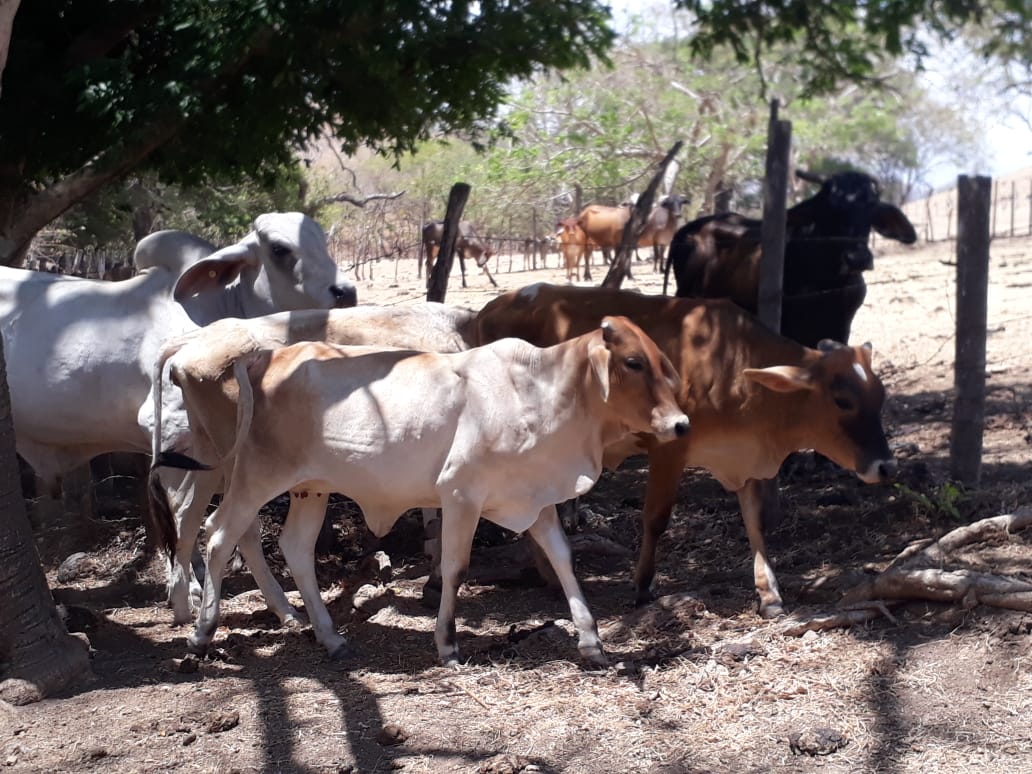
[173, 240, 258, 301]
[589, 342, 611, 402]
[743, 365, 814, 393]
[872, 203, 917, 245]
[857, 342, 873, 369]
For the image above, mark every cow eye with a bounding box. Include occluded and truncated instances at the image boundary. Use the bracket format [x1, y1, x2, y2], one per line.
[270, 243, 292, 259]
[624, 357, 644, 372]
[833, 394, 856, 412]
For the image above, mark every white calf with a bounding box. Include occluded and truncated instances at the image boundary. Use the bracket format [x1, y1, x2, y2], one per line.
[152, 317, 689, 665]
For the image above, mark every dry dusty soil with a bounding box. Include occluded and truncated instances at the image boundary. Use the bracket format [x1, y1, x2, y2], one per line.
[3, 234, 1032, 773]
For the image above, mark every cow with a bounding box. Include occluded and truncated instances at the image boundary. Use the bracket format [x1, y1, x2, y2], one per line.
[554, 216, 593, 282]
[421, 220, 496, 288]
[474, 283, 896, 618]
[0, 212, 357, 521]
[576, 195, 688, 269]
[151, 303, 479, 624]
[668, 170, 917, 348]
[150, 316, 690, 665]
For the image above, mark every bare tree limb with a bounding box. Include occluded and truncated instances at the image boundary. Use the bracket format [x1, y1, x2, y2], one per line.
[311, 191, 406, 209]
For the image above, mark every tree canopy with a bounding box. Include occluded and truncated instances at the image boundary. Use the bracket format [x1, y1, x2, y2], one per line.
[0, 0, 615, 262]
[677, 0, 1032, 97]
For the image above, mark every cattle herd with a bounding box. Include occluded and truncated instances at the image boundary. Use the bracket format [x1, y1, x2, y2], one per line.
[0, 169, 917, 668]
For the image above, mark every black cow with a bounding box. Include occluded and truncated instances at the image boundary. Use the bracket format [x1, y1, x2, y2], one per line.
[667, 170, 917, 347]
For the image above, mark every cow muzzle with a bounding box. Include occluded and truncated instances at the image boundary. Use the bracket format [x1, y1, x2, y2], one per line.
[844, 246, 874, 272]
[857, 457, 897, 484]
[652, 411, 691, 443]
[330, 284, 358, 308]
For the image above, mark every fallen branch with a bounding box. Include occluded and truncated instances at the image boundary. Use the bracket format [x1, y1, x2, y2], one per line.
[843, 506, 1032, 611]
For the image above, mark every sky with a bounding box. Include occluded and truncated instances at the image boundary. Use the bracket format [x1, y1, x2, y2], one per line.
[608, 0, 1032, 190]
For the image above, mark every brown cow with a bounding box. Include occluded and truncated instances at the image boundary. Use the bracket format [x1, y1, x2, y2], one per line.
[554, 216, 592, 282]
[475, 282, 896, 617]
[576, 195, 687, 269]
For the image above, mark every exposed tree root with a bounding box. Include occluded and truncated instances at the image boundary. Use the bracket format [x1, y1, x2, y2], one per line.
[842, 505, 1032, 611]
[776, 507, 1032, 636]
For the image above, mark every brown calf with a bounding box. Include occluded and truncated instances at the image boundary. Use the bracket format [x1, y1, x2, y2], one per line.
[475, 283, 895, 617]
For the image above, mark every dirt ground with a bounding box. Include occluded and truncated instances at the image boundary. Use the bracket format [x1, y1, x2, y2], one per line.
[4, 232, 1032, 774]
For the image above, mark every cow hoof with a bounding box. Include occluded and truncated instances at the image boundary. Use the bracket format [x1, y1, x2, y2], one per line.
[632, 589, 655, 608]
[281, 610, 309, 628]
[186, 636, 210, 657]
[439, 652, 462, 669]
[759, 603, 786, 619]
[328, 642, 354, 662]
[579, 643, 608, 667]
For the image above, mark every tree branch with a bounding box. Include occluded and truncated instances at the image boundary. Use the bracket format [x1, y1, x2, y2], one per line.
[311, 190, 406, 209]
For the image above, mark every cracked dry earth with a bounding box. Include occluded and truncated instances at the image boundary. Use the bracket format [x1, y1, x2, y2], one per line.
[4, 230, 1032, 773]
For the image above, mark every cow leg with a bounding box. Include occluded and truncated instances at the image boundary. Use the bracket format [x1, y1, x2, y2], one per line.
[421, 507, 443, 603]
[635, 443, 690, 605]
[434, 499, 480, 667]
[278, 491, 348, 659]
[527, 505, 606, 665]
[189, 499, 259, 655]
[737, 478, 784, 618]
[457, 249, 468, 288]
[235, 518, 306, 627]
[163, 469, 220, 624]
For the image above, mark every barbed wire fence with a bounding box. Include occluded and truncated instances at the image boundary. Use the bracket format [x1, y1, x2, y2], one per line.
[884, 174, 1032, 246]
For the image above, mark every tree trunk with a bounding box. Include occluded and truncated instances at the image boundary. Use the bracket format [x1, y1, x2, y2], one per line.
[0, 336, 91, 706]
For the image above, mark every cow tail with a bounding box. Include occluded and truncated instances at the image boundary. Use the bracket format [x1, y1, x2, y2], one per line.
[220, 356, 255, 467]
[146, 465, 180, 560]
[151, 335, 189, 464]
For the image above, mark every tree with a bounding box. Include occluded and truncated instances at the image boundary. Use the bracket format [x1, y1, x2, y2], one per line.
[677, 0, 1032, 97]
[0, 0, 92, 706]
[0, 0, 615, 264]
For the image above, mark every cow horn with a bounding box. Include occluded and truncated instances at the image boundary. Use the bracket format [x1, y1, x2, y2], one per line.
[795, 169, 826, 185]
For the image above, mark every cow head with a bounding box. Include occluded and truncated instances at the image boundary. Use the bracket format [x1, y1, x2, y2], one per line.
[659, 194, 689, 219]
[173, 212, 357, 315]
[789, 170, 917, 279]
[742, 339, 896, 484]
[588, 316, 690, 442]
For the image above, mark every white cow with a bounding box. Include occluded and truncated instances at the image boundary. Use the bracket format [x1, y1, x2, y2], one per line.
[150, 303, 478, 624]
[0, 212, 356, 502]
[151, 316, 690, 665]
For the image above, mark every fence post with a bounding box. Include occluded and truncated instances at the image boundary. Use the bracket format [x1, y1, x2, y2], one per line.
[531, 209, 539, 270]
[1010, 180, 1016, 237]
[426, 183, 471, 303]
[991, 179, 999, 237]
[949, 175, 991, 488]
[1027, 180, 1032, 236]
[757, 100, 792, 332]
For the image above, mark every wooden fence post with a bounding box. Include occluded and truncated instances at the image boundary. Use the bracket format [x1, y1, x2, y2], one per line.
[604, 140, 683, 289]
[532, 209, 539, 270]
[1010, 180, 1016, 237]
[757, 100, 792, 332]
[426, 183, 471, 303]
[950, 175, 991, 488]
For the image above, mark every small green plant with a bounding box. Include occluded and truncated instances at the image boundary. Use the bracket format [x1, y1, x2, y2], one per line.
[894, 481, 965, 521]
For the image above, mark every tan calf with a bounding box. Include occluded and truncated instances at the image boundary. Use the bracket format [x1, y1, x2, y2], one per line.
[152, 316, 689, 665]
